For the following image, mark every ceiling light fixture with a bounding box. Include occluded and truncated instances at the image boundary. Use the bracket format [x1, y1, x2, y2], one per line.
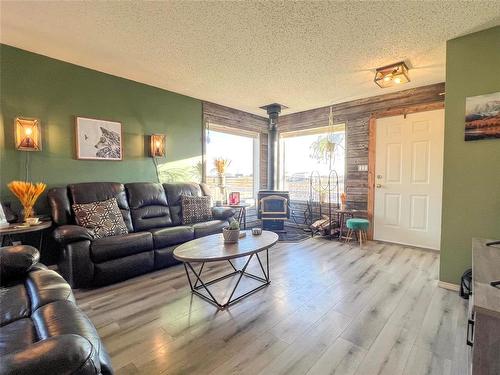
[374, 61, 410, 88]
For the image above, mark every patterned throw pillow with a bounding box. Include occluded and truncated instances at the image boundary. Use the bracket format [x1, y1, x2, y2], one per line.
[72, 197, 128, 239]
[181, 195, 213, 224]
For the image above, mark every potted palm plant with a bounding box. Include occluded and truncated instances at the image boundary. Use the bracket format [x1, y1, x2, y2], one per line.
[223, 219, 240, 243]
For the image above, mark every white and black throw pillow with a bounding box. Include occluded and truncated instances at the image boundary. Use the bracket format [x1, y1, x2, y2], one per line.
[181, 195, 213, 224]
[72, 197, 128, 239]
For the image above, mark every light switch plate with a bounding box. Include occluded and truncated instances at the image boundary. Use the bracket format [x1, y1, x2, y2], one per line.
[357, 164, 368, 172]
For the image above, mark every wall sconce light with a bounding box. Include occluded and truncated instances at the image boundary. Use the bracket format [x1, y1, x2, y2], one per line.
[150, 134, 166, 158]
[15, 117, 42, 151]
[374, 61, 410, 88]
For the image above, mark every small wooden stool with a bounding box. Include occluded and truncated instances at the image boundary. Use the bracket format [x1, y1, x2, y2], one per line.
[345, 218, 370, 245]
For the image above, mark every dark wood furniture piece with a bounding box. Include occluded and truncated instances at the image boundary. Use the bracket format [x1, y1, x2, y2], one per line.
[468, 238, 500, 375]
[0, 220, 52, 249]
[174, 230, 278, 310]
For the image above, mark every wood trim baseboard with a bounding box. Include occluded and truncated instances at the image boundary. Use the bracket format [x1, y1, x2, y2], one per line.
[438, 281, 460, 292]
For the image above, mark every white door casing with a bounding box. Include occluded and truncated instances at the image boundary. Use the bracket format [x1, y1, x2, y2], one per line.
[373, 109, 444, 250]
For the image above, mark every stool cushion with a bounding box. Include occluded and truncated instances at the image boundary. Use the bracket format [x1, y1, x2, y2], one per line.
[346, 218, 370, 230]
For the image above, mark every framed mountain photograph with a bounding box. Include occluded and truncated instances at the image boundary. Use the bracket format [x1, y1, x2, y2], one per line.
[464, 91, 500, 141]
[75, 117, 123, 160]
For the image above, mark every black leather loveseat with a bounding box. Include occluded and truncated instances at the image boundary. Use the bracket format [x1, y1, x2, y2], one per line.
[48, 182, 234, 288]
[0, 245, 112, 375]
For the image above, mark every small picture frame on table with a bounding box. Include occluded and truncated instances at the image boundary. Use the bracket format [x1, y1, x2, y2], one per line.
[229, 192, 240, 205]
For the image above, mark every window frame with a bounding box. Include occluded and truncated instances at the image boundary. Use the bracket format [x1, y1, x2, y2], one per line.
[203, 122, 260, 200]
[278, 123, 346, 201]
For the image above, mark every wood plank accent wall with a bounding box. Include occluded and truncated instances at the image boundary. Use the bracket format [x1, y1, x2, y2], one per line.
[278, 82, 445, 217]
[203, 101, 268, 133]
[202, 84, 444, 228]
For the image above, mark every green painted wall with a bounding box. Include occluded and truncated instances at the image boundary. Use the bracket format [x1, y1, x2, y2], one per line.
[440, 26, 500, 284]
[0, 44, 202, 213]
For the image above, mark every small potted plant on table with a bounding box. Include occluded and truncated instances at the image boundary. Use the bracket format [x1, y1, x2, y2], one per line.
[223, 219, 240, 243]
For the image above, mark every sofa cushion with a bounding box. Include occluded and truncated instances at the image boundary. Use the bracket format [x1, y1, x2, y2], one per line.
[0, 284, 29, 326]
[73, 197, 129, 239]
[0, 335, 102, 375]
[0, 318, 36, 356]
[154, 247, 181, 269]
[69, 182, 133, 232]
[32, 301, 102, 346]
[90, 232, 153, 263]
[93, 252, 154, 287]
[181, 195, 213, 224]
[26, 269, 75, 311]
[150, 226, 194, 248]
[126, 182, 173, 231]
[32, 300, 110, 374]
[192, 220, 226, 238]
[163, 183, 204, 225]
[0, 245, 39, 284]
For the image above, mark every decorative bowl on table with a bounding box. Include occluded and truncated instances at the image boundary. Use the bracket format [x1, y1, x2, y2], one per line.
[252, 227, 262, 235]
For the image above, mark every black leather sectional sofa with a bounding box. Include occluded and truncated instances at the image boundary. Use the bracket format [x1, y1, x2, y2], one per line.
[0, 245, 112, 375]
[48, 182, 234, 288]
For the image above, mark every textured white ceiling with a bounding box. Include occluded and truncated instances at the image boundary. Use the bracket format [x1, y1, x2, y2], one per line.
[1, 2, 499, 115]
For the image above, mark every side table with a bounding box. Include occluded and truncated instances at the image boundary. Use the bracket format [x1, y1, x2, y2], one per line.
[228, 204, 250, 230]
[0, 220, 52, 250]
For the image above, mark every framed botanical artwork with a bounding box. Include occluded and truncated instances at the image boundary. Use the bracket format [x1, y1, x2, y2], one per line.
[464, 91, 500, 141]
[75, 116, 123, 160]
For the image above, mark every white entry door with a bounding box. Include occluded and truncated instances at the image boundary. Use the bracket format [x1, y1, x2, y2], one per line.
[374, 109, 444, 250]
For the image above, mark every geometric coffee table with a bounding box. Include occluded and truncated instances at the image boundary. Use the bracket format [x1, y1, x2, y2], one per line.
[173, 230, 278, 310]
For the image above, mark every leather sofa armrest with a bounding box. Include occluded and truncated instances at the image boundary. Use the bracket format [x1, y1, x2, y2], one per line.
[53, 225, 93, 245]
[212, 206, 235, 220]
[0, 334, 102, 375]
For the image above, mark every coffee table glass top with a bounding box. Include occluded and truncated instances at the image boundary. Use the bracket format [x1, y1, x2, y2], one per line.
[173, 230, 278, 263]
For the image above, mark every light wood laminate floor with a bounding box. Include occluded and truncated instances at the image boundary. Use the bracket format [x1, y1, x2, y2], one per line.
[75, 238, 468, 375]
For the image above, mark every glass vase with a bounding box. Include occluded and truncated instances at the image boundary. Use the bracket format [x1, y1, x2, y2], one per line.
[21, 205, 35, 222]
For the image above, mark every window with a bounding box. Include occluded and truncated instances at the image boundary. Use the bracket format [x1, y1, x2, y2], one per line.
[204, 123, 259, 203]
[279, 124, 345, 201]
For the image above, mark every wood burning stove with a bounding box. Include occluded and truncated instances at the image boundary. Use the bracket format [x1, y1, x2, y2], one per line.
[258, 191, 290, 231]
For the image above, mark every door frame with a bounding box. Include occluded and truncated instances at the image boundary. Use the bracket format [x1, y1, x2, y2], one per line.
[367, 101, 444, 240]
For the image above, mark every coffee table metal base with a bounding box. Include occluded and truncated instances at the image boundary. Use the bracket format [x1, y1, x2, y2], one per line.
[182, 249, 270, 310]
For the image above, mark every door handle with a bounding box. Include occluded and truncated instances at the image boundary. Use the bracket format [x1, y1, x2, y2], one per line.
[467, 317, 475, 347]
[376, 184, 382, 188]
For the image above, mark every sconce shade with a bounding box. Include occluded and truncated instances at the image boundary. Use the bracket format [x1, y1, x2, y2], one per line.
[150, 134, 166, 157]
[374, 61, 410, 88]
[15, 117, 41, 151]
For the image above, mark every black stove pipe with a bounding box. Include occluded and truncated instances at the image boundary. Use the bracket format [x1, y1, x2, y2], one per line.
[264, 104, 282, 191]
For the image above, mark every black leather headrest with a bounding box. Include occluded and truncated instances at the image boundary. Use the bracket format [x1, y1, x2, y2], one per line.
[126, 182, 168, 208]
[0, 245, 40, 284]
